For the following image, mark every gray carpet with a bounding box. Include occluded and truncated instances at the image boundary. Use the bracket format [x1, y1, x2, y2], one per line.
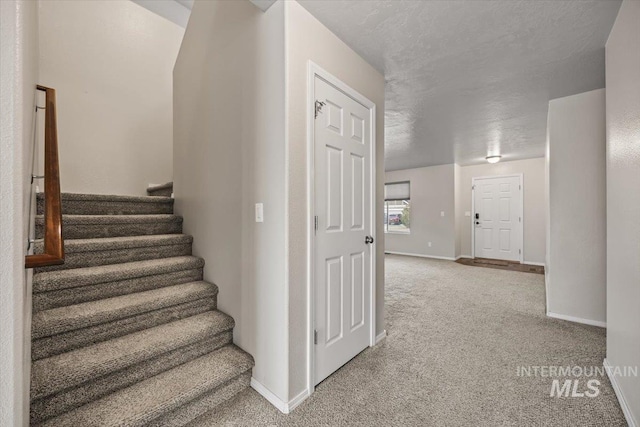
[190, 254, 626, 426]
[147, 182, 174, 197]
[31, 192, 253, 425]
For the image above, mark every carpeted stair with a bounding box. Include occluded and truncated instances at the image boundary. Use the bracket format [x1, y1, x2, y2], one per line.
[31, 192, 253, 426]
[147, 182, 174, 197]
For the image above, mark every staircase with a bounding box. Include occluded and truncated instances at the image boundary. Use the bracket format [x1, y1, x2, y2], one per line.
[31, 190, 253, 426]
[147, 182, 174, 197]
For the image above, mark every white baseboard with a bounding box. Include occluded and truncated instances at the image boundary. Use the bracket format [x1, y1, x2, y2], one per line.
[251, 378, 287, 413]
[385, 251, 455, 261]
[456, 255, 472, 260]
[546, 311, 606, 328]
[250, 378, 309, 414]
[375, 329, 387, 344]
[287, 388, 309, 413]
[604, 358, 638, 427]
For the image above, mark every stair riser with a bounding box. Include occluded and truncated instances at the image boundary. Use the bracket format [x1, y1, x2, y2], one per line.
[147, 371, 251, 427]
[31, 332, 232, 424]
[32, 298, 216, 360]
[147, 188, 173, 197]
[38, 198, 173, 215]
[33, 285, 215, 339]
[38, 346, 254, 427]
[35, 243, 192, 273]
[36, 220, 183, 239]
[33, 268, 203, 312]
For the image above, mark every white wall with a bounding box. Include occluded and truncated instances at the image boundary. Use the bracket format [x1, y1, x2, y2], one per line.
[546, 88, 606, 326]
[285, 0, 386, 401]
[458, 158, 546, 263]
[0, 1, 38, 425]
[39, 0, 184, 196]
[605, 1, 640, 424]
[174, 0, 288, 402]
[384, 165, 456, 259]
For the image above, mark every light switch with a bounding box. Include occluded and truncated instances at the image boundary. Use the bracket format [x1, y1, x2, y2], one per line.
[465, 211, 471, 217]
[440, 211, 445, 217]
[428, 242, 432, 247]
[255, 203, 264, 223]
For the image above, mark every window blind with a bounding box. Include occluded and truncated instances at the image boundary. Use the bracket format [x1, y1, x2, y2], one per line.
[385, 181, 410, 201]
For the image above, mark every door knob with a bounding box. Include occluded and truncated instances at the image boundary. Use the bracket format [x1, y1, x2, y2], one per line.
[365, 236, 374, 244]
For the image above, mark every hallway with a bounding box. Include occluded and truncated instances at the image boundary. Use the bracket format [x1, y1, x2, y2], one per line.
[191, 255, 625, 426]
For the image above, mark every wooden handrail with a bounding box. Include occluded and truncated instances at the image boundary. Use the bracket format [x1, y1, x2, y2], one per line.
[26, 85, 64, 268]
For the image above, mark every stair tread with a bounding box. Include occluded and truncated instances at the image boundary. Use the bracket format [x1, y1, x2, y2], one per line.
[38, 192, 173, 203]
[41, 345, 254, 427]
[147, 182, 173, 192]
[35, 214, 182, 224]
[33, 281, 217, 339]
[32, 311, 235, 400]
[33, 256, 205, 293]
[36, 234, 192, 254]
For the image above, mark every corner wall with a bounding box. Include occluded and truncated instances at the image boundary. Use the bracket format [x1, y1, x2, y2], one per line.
[454, 164, 462, 258]
[546, 88, 606, 326]
[384, 165, 456, 259]
[0, 1, 38, 425]
[39, 0, 184, 196]
[605, 1, 640, 423]
[173, 0, 289, 402]
[285, 0, 386, 402]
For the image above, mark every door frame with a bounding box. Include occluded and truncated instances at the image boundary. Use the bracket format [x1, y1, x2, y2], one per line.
[306, 61, 377, 394]
[471, 174, 524, 263]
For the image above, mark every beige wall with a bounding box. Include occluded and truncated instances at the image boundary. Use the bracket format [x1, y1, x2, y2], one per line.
[384, 158, 546, 264]
[546, 89, 606, 325]
[174, 0, 384, 406]
[174, 0, 288, 401]
[454, 164, 462, 257]
[458, 158, 546, 264]
[605, 1, 640, 423]
[285, 0, 386, 401]
[0, 1, 38, 425]
[385, 165, 456, 259]
[39, 0, 184, 196]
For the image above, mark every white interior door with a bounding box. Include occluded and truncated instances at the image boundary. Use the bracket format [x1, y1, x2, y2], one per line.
[314, 76, 372, 385]
[473, 175, 522, 262]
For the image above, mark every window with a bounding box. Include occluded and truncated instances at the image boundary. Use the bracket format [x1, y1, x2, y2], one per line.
[384, 181, 410, 233]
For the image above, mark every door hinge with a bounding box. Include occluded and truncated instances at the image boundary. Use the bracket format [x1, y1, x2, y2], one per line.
[314, 330, 318, 345]
[472, 185, 475, 190]
[519, 185, 521, 190]
[314, 215, 318, 234]
[519, 217, 521, 223]
[519, 249, 522, 254]
[314, 100, 326, 119]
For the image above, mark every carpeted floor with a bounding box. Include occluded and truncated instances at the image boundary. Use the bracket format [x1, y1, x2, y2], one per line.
[190, 255, 626, 426]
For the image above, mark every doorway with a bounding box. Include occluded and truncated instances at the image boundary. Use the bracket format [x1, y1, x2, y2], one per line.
[309, 63, 376, 387]
[472, 174, 523, 262]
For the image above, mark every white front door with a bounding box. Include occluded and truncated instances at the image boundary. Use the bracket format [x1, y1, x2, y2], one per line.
[314, 75, 372, 385]
[473, 175, 522, 262]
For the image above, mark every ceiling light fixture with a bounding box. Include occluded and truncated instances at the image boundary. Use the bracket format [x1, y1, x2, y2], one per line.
[486, 155, 502, 164]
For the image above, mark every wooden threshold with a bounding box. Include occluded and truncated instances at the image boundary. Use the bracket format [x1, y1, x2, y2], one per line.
[456, 257, 544, 274]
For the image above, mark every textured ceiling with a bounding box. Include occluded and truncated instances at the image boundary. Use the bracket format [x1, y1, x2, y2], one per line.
[299, 0, 621, 169]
